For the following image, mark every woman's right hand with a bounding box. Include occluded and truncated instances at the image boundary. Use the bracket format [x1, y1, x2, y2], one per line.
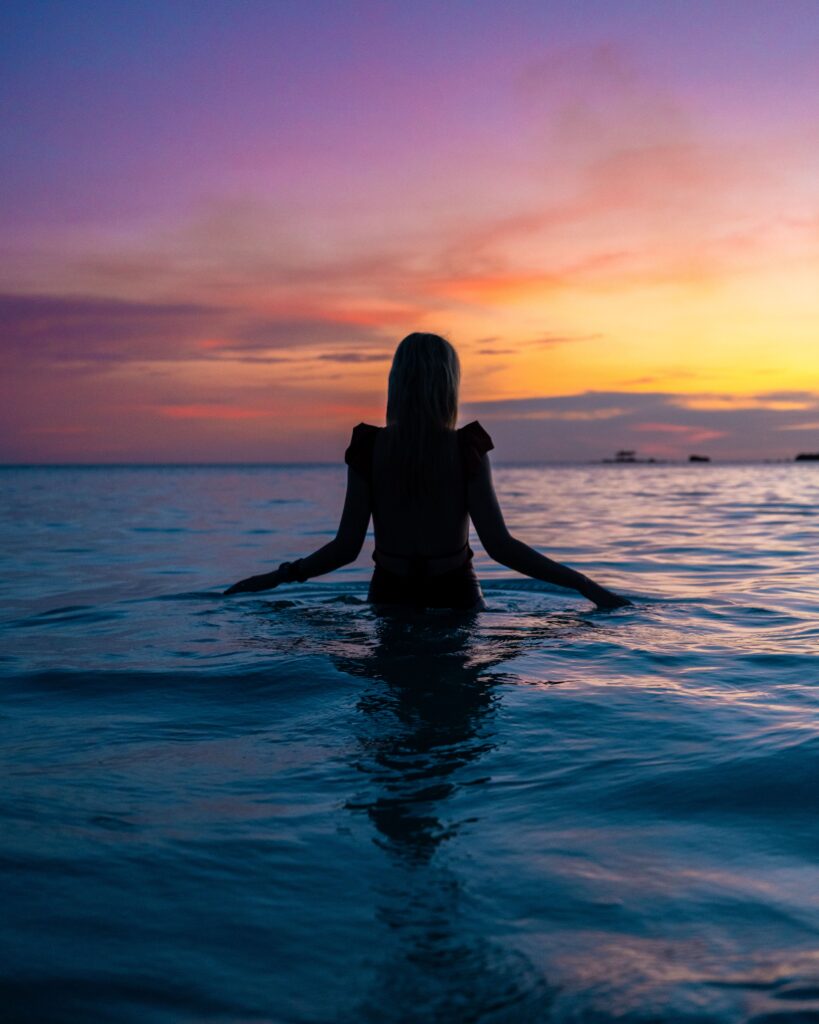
[224, 569, 283, 596]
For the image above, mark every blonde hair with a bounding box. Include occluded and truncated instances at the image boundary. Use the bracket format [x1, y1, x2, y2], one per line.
[385, 332, 461, 496]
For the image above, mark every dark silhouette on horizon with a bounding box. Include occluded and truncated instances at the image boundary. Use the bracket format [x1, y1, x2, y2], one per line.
[225, 333, 629, 610]
[603, 449, 658, 464]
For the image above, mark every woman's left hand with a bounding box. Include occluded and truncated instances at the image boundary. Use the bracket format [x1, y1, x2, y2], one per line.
[593, 588, 632, 610]
[224, 569, 282, 595]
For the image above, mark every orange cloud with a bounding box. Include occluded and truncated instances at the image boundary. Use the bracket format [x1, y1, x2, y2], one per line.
[670, 395, 815, 412]
[429, 253, 629, 305]
[507, 407, 627, 422]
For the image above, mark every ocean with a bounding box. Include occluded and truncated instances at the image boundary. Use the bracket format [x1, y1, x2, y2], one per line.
[1, 462, 818, 1023]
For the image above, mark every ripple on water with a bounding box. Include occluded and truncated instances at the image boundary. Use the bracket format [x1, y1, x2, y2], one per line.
[2, 464, 819, 1023]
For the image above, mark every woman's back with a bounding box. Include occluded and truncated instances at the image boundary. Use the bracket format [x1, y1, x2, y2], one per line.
[345, 420, 494, 562]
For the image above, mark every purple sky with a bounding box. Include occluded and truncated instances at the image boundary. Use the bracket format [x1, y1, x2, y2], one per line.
[2, 0, 819, 461]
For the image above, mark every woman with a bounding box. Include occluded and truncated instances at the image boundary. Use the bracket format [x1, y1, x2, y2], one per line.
[225, 333, 629, 610]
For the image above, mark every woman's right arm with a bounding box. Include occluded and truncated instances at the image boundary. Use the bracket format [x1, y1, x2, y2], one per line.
[224, 465, 371, 595]
[467, 453, 630, 609]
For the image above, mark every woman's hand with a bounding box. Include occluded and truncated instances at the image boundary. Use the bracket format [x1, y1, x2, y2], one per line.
[578, 576, 631, 610]
[224, 568, 283, 596]
[592, 588, 632, 610]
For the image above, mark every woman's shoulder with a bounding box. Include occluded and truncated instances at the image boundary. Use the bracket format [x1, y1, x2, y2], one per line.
[349, 422, 381, 442]
[457, 420, 494, 450]
[457, 420, 494, 476]
[344, 422, 381, 478]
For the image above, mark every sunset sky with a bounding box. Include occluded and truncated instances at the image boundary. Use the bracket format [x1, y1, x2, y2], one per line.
[2, 0, 818, 462]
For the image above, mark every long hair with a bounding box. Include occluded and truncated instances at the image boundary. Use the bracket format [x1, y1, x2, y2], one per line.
[385, 332, 460, 497]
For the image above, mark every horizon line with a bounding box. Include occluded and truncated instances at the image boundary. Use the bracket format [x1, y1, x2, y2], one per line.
[1, 458, 814, 469]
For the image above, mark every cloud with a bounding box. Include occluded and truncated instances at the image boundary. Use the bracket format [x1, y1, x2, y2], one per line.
[0, 292, 390, 370]
[776, 421, 819, 432]
[503, 407, 628, 422]
[2, 41, 778, 322]
[475, 334, 601, 356]
[754, 390, 819, 403]
[618, 371, 704, 386]
[669, 393, 818, 412]
[462, 390, 819, 461]
[529, 333, 603, 346]
[0, 292, 215, 364]
[631, 422, 726, 443]
[1, 35, 815, 463]
[315, 351, 392, 363]
[155, 404, 272, 420]
[230, 316, 388, 351]
[414, 42, 791, 306]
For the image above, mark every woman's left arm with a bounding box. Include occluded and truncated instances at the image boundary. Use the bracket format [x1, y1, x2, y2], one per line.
[224, 467, 371, 595]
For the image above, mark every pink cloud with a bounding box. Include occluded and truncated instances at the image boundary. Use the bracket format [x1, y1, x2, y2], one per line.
[631, 422, 726, 443]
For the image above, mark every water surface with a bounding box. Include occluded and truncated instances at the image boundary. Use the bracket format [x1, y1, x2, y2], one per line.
[2, 463, 818, 1023]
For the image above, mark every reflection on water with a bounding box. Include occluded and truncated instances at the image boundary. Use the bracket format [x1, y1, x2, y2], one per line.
[341, 614, 497, 862]
[335, 613, 552, 1020]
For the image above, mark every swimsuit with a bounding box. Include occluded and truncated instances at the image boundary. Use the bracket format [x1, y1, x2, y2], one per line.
[368, 557, 484, 609]
[344, 421, 494, 610]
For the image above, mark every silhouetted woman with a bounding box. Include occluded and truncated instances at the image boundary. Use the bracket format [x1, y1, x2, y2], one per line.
[225, 333, 629, 610]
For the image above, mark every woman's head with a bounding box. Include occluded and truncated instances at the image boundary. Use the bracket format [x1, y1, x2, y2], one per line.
[386, 332, 460, 430]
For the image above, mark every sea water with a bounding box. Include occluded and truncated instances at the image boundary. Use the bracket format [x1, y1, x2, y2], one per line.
[1, 463, 818, 1023]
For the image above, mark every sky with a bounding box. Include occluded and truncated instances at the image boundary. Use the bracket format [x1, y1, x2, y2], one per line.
[2, 0, 818, 462]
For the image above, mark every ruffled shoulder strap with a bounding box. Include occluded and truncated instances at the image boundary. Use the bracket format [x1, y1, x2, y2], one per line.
[344, 423, 380, 481]
[457, 420, 494, 477]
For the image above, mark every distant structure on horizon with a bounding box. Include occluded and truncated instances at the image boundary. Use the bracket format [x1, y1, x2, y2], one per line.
[688, 454, 711, 462]
[795, 452, 819, 461]
[602, 449, 658, 464]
